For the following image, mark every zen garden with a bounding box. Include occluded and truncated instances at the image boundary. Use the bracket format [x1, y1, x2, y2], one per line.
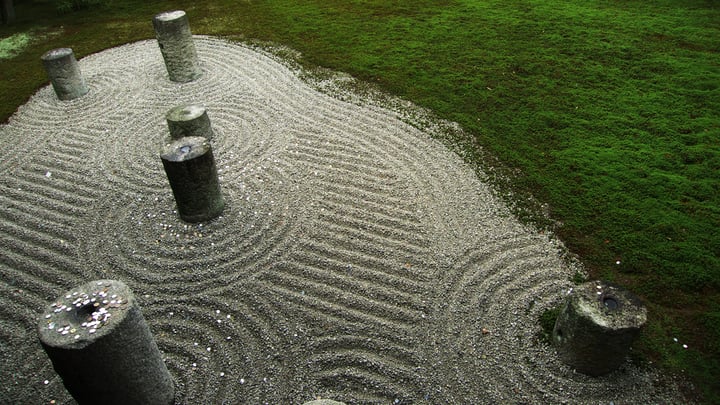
[1, 0, 718, 403]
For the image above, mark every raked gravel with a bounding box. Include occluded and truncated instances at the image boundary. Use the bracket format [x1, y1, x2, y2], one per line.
[0, 36, 691, 404]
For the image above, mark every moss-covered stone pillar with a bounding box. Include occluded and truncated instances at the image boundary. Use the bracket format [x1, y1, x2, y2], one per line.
[166, 104, 214, 140]
[41, 48, 89, 101]
[552, 280, 647, 376]
[38, 280, 175, 405]
[161, 136, 224, 222]
[152, 10, 202, 83]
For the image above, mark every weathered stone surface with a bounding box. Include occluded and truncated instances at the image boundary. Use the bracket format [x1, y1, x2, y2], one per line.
[160, 136, 224, 222]
[41, 48, 89, 100]
[152, 10, 202, 82]
[38, 279, 175, 405]
[553, 280, 647, 376]
[166, 104, 214, 140]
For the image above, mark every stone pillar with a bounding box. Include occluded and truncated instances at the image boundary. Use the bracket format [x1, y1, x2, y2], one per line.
[41, 48, 89, 101]
[552, 280, 647, 376]
[38, 280, 175, 405]
[152, 10, 202, 83]
[166, 104, 214, 140]
[161, 136, 224, 222]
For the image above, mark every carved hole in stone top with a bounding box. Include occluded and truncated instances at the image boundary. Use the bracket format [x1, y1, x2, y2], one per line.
[603, 296, 619, 310]
[74, 302, 97, 323]
[180, 145, 191, 154]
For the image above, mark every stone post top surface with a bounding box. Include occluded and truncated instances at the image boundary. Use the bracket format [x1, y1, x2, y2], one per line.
[572, 280, 647, 329]
[161, 136, 211, 162]
[38, 279, 134, 349]
[166, 104, 207, 122]
[154, 10, 186, 22]
[41, 48, 74, 61]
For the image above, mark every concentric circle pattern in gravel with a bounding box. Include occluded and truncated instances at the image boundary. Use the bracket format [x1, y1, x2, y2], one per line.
[0, 36, 686, 404]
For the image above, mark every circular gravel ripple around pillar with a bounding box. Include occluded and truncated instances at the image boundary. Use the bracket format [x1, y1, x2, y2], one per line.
[77, 183, 297, 296]
[0, 36, 687, 404]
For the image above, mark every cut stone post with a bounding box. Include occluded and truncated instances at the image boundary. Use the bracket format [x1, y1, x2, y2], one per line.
[38, 279, 175, 405]
[41, 48, 89, 101]
[152, 10, 202, 83]
[166, 104, 214, 140]
[161, 136, 224, 222]
[552, 280, 647, 376]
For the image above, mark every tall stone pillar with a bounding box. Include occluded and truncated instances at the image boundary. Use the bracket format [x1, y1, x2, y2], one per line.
[41, 48, 89, 100]
[38, 280, 175, 405]
[152, 10, 202, 82]
[160, 136, 224, 222]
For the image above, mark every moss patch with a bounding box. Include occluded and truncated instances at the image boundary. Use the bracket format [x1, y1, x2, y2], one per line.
[0, 32, 33, 59]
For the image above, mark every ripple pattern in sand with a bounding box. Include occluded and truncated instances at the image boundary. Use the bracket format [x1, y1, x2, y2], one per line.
[0, 36, 682, 404]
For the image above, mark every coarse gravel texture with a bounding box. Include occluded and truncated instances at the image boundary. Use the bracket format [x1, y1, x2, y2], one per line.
[0, 36, 689, 404]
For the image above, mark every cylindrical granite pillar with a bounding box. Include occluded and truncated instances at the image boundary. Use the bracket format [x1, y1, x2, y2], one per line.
[41, 48, 89, 101]
[552, 280, 647, 376]
[166, 104, 214, 140]
[161, 136, 224, 222]
[152, 10, 202, 83]
[38, 280, 175, 405]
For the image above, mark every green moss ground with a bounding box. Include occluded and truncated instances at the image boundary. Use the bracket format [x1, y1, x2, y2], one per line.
[1, 0, 718, 401]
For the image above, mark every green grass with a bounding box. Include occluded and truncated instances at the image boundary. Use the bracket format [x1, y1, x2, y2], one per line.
[1, 0, 718, 401]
